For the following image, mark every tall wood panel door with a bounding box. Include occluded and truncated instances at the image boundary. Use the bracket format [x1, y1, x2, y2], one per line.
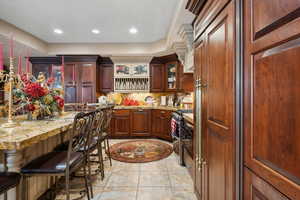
[201, 2, 235, 200]
[244, 0, 300, 199]
[78, 63, 96, 103]
[64, 63, 78, 103]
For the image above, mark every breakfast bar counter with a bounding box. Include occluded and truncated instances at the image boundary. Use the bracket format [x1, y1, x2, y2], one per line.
[0, 112, 76, 200]
[0, 112, 75, 151]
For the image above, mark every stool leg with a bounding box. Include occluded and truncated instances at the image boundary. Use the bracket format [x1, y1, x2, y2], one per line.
[87, 152, 94, 198]
[97, 141, 105, 180]
[65, 172, 70, 200]
[83, 162, 90, 200]
[106, 139, 112, 166]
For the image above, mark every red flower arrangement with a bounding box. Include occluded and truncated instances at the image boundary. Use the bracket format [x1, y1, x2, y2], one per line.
[23, 82, 48, 98]
[13, 73, 64, 119]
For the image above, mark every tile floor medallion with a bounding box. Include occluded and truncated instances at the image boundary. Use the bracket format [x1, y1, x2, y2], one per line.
[56, 139, 197, 200]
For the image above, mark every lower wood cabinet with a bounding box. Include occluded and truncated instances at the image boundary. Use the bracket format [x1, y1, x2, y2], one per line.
[151, 110, 172, 141]
[109, 109, 172, 140]
[131, 109, 151, 137]
[111, 109, 131, 137]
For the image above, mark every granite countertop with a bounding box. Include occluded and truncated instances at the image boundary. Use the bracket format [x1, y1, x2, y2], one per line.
[183, 113, 194, 124]
[0, 112, 76, 150]
[114, 105, 180, 111]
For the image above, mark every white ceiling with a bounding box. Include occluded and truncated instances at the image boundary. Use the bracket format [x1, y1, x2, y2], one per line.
[0, 0, 185, 43]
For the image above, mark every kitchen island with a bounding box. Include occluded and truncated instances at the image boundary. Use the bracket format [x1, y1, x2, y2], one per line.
[0, 112, 75, 200]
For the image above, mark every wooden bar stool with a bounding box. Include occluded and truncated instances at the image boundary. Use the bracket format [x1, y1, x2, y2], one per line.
[20, 112, 95, 200]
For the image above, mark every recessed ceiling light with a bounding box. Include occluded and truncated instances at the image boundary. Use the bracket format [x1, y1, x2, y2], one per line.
[129, 27, 138, 34]
[54, 29, 63, 34]
[92, 29, 100, 34]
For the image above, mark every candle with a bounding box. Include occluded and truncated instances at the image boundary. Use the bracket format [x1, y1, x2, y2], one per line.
[0, 43, 3, 70]
[18, 55, 22, 74]
[61, 56, 64, 82]
[26, 56, 30, 73]
[9, 34, 14, 58]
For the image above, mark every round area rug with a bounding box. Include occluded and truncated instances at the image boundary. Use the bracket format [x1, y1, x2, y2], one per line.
[109, 140, 173, 163]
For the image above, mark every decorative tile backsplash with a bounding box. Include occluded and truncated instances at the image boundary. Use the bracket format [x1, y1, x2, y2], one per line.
[102, 92, 193, 107]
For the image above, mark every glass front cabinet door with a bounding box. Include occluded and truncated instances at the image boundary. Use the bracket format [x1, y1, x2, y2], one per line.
[166, 61, 178, 91]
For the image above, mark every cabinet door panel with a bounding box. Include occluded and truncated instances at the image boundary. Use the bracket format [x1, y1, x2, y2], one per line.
[100, 64, 113, 92]
[79, 63, 96, 103]
[202, 2, 235, 200]
[244, 0, 300, 198]
[114, 116, 131, 136]
[150, 64, 165, 92]
[244, 168, 290, 200]
[64, 64, 78, 103]
[251, 0, 300, 39]
[131, 110, 151, 136]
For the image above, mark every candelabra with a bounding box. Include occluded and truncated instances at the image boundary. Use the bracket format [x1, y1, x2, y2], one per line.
[0, 57, 20, 128]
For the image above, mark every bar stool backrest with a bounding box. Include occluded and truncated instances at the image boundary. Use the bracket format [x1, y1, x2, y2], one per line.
[92, 109, 105, 138]
[101, 106, 114, 133]
[68, 112, 95, 155]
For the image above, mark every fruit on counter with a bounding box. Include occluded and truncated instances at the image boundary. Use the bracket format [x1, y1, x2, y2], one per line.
[122, 98, 139, 106]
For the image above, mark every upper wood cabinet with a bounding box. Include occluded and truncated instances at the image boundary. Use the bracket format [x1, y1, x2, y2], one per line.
[244, 0, 300, 199]
[98, 64, 114, 93]
[150, 54, 193, 93]
[63, 56, 98, 103]
[150, 64, 165, 92]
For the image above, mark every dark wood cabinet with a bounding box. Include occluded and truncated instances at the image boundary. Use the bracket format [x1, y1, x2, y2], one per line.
[193, 1, 235, 200]
[63, 56, 98, 103]
[151, 110, 172, 141]
[98, 64, 114, 93]
[111, 109, 131, 137]
[244, 0, 300, 199]
[150, 64, 165, 92]
[131, 109, 151, 137]
[63, 62, 96, 103]
[150, 54, 193, 93]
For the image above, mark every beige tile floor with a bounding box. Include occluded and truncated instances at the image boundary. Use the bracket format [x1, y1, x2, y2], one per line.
[58, 139, 197, 200]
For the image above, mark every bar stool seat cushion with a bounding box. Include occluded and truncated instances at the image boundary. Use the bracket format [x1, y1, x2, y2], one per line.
[21, 151, 83, 174]
[0, 172, 21, 194]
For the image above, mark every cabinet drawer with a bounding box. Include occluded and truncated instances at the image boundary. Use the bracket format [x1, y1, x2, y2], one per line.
[113, 109, 130, 116]
[152, 109, 172, 118]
